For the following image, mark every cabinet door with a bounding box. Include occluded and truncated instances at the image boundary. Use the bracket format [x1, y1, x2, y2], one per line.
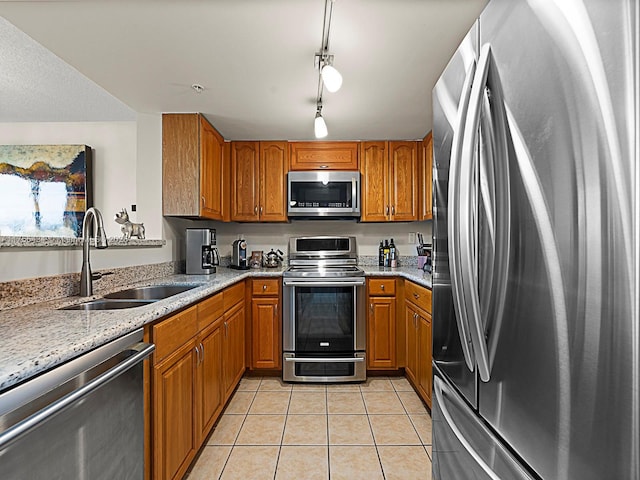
[368, 296, 397, 369]
[404, 301, 419, 384]
[231, 142, 259, 221]
[196, 321, 224, 443]
[251, 297, 281, 369]
[289, 142, 359, 170]
[420, 132, 433, 220]
[418, 313, 432, 408]
[200, 117, 225, 220]
[153, 342, 197, 480]
[360, 142, 389, 222]
[389, 141, 418, 221]
[259, 141, 288, 222]
[223, 302, 246, 399]
[162, 114, 201, 217]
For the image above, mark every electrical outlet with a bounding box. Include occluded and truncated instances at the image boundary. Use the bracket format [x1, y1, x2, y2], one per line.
[408, 232, 416, 244]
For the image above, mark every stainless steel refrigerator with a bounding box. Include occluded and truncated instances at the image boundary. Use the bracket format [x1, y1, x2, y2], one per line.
[431, 0, 638, 478]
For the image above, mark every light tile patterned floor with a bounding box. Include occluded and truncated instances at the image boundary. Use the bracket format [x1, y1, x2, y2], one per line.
[186, 376, 432, 480]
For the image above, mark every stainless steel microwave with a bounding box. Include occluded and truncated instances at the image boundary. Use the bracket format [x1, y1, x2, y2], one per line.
[287, 171, 360, 218]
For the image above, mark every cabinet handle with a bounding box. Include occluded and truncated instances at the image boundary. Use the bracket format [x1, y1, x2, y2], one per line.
[320, 165, 329, 169]
[195, 344, 201, 365]
[201, 196, 206, 207]
[275, 303, 278, 318]
[380, 284, 385, 290]
[413, 292, 420, 299]
[260, 206, 263, 215]
[386, 205, 390, 215]
[263, 284, 267, 291]
[254, 205, 258, 214]
[200, 342, 204, 364]
[370, 303, 374, 314]
[392, 205, 395, 215]
[224, 321, 228, 336]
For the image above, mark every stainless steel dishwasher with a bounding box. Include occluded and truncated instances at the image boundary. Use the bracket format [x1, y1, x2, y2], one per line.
[0, 329, 154, 479]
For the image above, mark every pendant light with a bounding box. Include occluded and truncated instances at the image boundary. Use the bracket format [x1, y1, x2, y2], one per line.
[321, 60, 342, 93]
[314, 105, 328, 138]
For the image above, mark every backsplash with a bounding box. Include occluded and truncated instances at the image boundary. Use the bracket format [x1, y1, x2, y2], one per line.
[0, 260, 182, 311]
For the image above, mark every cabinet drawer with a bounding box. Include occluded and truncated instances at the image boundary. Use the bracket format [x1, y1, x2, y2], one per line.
[252, 278, 280, 296]
[289, 142, 359, 170]
[198, 292, 224, 330]
[153, 305, 198, 362]
[368, 278, 396, 296]
[405, 280, 432, 314]
[223, 281, 245, 311]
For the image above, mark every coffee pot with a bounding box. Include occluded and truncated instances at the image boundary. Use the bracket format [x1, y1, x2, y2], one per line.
[263, 249, 283, 268]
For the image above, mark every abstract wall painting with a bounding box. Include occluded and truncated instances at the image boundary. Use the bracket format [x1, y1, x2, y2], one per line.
[0, 145, 93, 237]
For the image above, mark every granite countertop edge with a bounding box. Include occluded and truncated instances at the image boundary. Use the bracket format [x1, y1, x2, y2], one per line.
[0, 266, 431, 393]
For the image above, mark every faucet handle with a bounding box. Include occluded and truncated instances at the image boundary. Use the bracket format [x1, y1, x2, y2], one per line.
[92, 271, 114, 281]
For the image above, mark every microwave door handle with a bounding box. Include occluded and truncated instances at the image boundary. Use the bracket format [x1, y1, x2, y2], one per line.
[352, 176, 357, 211]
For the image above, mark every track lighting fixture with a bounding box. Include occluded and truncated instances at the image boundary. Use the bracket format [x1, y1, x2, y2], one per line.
[312, 0, 340, 138]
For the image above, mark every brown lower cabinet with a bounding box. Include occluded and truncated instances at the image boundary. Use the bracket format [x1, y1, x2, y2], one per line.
[149, 281, 245, 480]
[250, 278, 281, 370]
[404, 280, 432, 408]
[367, 278, 397, 369]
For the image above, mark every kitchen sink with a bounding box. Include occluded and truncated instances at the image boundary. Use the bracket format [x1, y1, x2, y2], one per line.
[103, 284, 201, 300]
[59, 299, 156, 311]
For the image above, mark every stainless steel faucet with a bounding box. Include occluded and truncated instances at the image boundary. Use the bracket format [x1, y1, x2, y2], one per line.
[80, 207, 109, 297]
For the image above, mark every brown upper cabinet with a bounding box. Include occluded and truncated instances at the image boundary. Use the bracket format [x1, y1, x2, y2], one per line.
[162, 113, 226, 220]
[230, 141, 288, 222]
[419, 132, 433, 220]
[289, 142, 359, 170]
[360, 141, 418, 222]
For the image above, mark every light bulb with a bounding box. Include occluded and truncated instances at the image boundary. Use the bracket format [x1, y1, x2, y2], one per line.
[321, 64, 342, 92]
[314, 112, 328, 138]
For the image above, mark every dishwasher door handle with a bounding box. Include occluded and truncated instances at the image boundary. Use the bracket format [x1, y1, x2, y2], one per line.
[0, 341, 155, 449]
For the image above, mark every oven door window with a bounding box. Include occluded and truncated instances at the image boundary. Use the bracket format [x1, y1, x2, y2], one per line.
[294, 286, 354, 352]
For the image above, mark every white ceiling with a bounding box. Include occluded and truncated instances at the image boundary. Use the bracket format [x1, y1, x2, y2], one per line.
[0, 0, 487, 141]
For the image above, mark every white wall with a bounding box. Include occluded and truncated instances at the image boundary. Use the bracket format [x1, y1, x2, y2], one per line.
[0, 118, 174, 282]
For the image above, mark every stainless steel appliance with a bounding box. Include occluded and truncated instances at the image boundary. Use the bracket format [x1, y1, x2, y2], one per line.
[186, 228, 219, 275]
[287, 171, 360, 218]
[230, 238, 249, 270]
[432, 1, 638, 479]
[282, 236, 366, 382]
[0, 329, 154, 479]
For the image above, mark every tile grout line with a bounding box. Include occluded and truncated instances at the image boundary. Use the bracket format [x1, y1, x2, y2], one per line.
[272, 382, 293, 479]
[217, 378, 261, 480]
[360, 382, 388, 479]
[325, 385, 331, 479]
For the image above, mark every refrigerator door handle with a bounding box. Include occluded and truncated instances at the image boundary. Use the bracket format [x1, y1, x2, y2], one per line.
[434, 376, 501, 480]
[478, 46, 512, 374]
[459, 43, 502, 382]
[447, 59, 478, 373]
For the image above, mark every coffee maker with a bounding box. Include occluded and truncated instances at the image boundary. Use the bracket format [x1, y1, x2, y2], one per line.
[230, 238, 249, 270]
[186, 228, 219, 274]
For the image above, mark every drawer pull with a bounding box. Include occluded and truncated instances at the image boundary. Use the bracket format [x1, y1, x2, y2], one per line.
[380, 284, 385, 290]
[263, 284, 267, 291]
[413, 292, 420, 299]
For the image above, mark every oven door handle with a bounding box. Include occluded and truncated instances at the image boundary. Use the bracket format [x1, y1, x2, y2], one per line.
[282, 279, 366, 287]
[284, 357, 365, 363]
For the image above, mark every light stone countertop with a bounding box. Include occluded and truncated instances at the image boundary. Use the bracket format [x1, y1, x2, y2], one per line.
[0, 266, 431, 393]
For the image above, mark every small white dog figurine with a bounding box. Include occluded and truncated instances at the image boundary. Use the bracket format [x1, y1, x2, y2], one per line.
[114, 208, 145, 240]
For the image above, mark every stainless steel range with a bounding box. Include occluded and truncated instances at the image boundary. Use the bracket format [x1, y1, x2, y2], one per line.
[282, 236, 366, 383]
